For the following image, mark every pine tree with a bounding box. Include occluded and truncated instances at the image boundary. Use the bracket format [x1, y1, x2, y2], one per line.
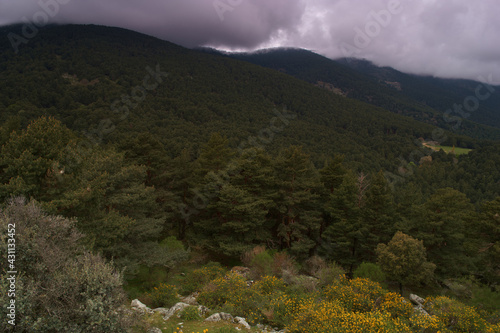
[362, 170, 396, 261]
[194, 132, 234, 182]
[194, 148, 275, 257]
[413, 187, 474, 277]
[271, 146, 322, 258]
[320, 155, 347, 194]
[321, 171, 364, 275]
[474, 197, 500, 286]
[0, 116, 78, 201]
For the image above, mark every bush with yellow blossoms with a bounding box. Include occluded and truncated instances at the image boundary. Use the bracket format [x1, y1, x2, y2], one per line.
[322, 276, 386, 312]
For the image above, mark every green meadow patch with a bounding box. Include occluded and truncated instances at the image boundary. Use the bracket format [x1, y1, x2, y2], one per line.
[435, 145, 472, 155]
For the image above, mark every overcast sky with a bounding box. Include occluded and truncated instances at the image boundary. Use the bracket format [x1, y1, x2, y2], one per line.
[1, 0, 499, 82]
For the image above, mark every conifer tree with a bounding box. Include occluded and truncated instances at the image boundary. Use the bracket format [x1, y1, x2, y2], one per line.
[413, 187, 474, 277]
[321, 171, 364, 275]
[362, 170, 396, 261]
[272, 146, 322, 258]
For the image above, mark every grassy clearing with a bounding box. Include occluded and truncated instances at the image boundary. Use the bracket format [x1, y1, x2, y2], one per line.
[435, 145, 472, 155]
[134, 312, 259, 333]
[422, 142, 472, 155]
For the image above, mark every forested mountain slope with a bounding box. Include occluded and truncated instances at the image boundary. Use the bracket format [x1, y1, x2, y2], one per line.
[0, 24, 483, 171]
[227, 48, 500, 140]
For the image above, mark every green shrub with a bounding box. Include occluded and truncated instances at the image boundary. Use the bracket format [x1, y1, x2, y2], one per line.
[252, 275, 287, 295]
[353, 262, 386, 283]
[146, 283, 180, 308]
[198, 272, 265, 324]
[181, 262, 227, 294]
[272, 251, 298, 277]
[316, 262, 345, 288]
[250, 250, 273, 278]
[304, 255, 326, 277]
[180, 305, 201, 321]
[425, 296, 491, 332]
[160, 235, 186, 251]
[198, 272, 249, 309]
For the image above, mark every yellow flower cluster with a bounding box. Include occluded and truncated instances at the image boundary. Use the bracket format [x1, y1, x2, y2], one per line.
[288, 299, 413, 333]
[322, 276, 386, 312]
[193, 272, 500, 333]
[425, 296, 499, 332]
[377, 292, 413, 318]
[252, 275, 286, 295]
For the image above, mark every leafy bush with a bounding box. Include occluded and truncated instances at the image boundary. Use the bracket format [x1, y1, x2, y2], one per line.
[252, 275, 287, 295]
[198, 272, 249, 309]
[181, 262, 227, 294]
[0, 198, 130, 332]
[425, 296, 496, 332]
[241, 245, 267, 267]
[271, 251, 298, 277]
[354, 262, 386, 283]
[250, 250, 274, 278]
[304, 255, 326, 276]
[268, 292, 313, 328]
[180, 305, 201, 321]
[146, 283, 180, 308]
[316, 261, 345, 288]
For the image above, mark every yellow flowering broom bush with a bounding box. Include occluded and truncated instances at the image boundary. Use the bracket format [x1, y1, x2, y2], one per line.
[287, 299, 412, 333]
[251, 275, 287, 295]
[322, 276, 386, 312]
[425, 296, 499, 332]
[193, 271, 499, 333]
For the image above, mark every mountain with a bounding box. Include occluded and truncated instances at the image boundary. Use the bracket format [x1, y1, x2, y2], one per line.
[225, 48, 500, 140]
[0, 23, 462, 171]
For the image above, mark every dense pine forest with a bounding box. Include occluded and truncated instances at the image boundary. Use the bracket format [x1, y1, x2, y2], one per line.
[0, 25, 499, 332]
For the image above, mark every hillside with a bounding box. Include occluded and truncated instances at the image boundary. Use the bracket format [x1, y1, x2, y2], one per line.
[226, 48, 500, 140]
[0, 24, 484, 171]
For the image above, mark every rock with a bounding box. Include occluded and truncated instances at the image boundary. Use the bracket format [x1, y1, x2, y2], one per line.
[131, 299, 148, 309]
[162, 302, 191, 321]
[198, 305, 210, 317]
[181, 292, 199, 305]
[131, 299, 153, 314]
[231, 266, 251, 278]
[414, 304, 430, 316]
[409, 294, 426, 306]
[220, 312, 234, 321]
[148, 328, 162, 333]
[205, 312, 234, 322]
[205, 313, 222, 322]
[234, 316, 251, 329]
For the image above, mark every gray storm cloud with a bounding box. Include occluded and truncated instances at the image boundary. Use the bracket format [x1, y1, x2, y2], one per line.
[1, 0, 499, 82]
